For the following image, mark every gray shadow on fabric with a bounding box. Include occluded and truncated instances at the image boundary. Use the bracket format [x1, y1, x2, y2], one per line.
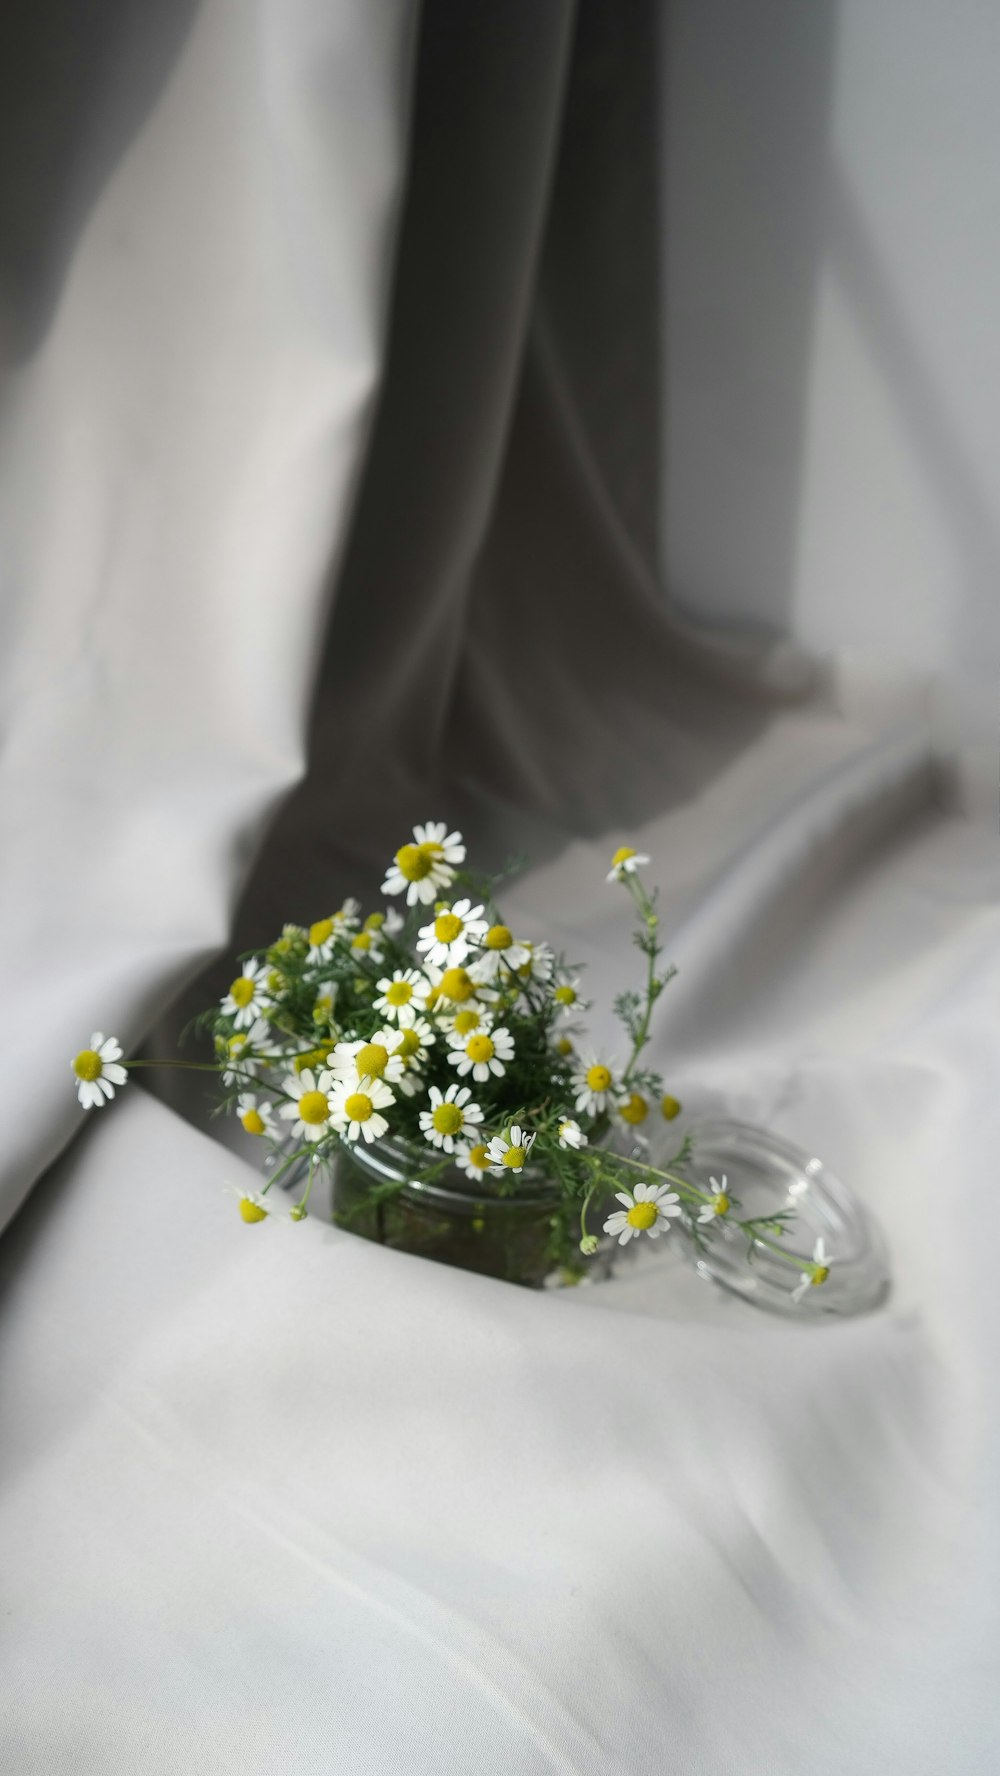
[0, 0, 198, 363]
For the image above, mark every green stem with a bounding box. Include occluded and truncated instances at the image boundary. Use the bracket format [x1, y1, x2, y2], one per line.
[621, 877, 659, 1087]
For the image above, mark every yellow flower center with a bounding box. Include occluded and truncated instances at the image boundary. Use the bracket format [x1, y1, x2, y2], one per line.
[466, 1034, 494, 1064]
[309, 918, 333, 948]
[343, 1092, 373, 1124]
[586, 1063, 612, 1093]
[267, 970, 284, 994]
[485, 924, 512, 951]
[365, 912, 385, 931]
[385, 980, 413, 1006]
[661, 1094, 681, 1121]
[811, 1265, 830, 1287]
[239, 1198, 269, 1224]
[396, 842, 440, 882]
[619, 1092, 649, 1126]
[502, 1146, 526, 1169]
[434, 912, 463, 944]
[554, 985, 576, 1005]
[467, 1143, 489, 1170]
[355, 1042, 388, 1080]
[294, 1046, 331, 1074]
[241, 1108, 266, 1136]
[297, 1090, 330, 1126]
[227, 1035, 247, 1056]
[452, 1009, 480, 1035]
[352, 932, 371, 951]
[73, 1048, 103, 1082]
[396, 1027, 421, 1058]
[611, 846, 636, 869]
[230, 977, 255, 1008]
[556, 1037, 574, 1056]
[440, 967, 474, 1002]
[432, 1102, 464, 1136]
[626, 1201, 657, 1230]
[713, 1193, 731, 1216]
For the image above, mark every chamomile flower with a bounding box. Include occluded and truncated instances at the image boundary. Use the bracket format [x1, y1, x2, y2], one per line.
[278, 1068, 336, 1142]
[312, 988, 337, 1027]
[607, 846, 651, 882]
[227, 1185, 274, 1225]
[330, 1076, 395, 1144]
[382, 823, 466, 906]
[442, 1003, 492, 1041]
[616, 1091, 650, 1127]
[71, 1033, 127, 1109]
[448, 1023, 514, 1083]
[220, 1019, 272, 1086]
[603, 1182, 681, 1244]
[661, 1094, 682, 1121]
[220, 958, 271, 1029]
[791, 1237, 834, 1302]
[416, 899, 488, 968]
[389, 1018, 436, 1095]
[373, 968, 431, 1024]
[456, 1139, 492, 1182]
[418, 1083, 483, 1153]
[331, 1032, 406, 1088]
[557, 1118, 587, 1150]
[697, 1175, 732, 1224]
[469, 923, 531, 981]
[572, 1055, 619, 1115]
[514, 941, 554, 985]
[552, 975, 582, 1014]
[237, 1093, 276, 1137]
[486, 1124, 536, 1174]
[349, 928, 384, 964]
[383, 906, 405, 937]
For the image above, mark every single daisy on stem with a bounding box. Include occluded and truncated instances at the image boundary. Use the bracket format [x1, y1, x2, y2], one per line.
[382, 823, 466, 906]
[418, 1084, 484, 1153]
[603, 1181, 681, 1244]
[71, 1033, 128, 1109]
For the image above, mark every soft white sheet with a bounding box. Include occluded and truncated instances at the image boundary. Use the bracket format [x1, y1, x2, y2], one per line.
[2, 1, 998, 1770]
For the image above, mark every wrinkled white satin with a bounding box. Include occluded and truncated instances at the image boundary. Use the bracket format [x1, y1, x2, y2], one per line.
[2, 1, 999, 1771]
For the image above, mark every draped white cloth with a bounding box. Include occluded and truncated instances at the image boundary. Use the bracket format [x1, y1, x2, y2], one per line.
[2, 2, 998, 1770]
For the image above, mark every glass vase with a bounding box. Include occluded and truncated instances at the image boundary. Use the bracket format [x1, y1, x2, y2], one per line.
[331, 1134, 575, 1288]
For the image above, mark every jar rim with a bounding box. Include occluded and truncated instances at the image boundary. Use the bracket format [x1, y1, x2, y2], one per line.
[341, 1129, 559, 1208]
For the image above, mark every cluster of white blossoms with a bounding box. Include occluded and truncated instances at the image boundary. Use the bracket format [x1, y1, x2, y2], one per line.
[72, 826, 825, 1297]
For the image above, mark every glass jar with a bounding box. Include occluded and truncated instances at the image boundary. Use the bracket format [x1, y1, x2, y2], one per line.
[332, 1134, 573, 1287]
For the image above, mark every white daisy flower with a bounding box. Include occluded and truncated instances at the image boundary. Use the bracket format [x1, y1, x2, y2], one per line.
[219, 1019, 272, 1086]
[307, 917, 338, 961]
[447, 1023, 514, 1083]
[71, 1033, 128, 1109]
[373, 968, 431, 1024]
[330, 1032, 406, 1088]
[468, 923, 531, 982]
[441, 1002, 493, 1041]
[237, 1093, 276, 1138]
[330, 1076, 395, 1145]
[552, 975, 582, 1014]
[456, 1139, 492, 1182]
[348, 928, 384, 965]
[607, 846, 651, 882]
[382, 822, 466, 906]
[514, 941, 555, 986]
[486, 1124, 537, 1174]
[557, 1118, 587, 1150]
[697, 1174, 732, 1224]
[418, 1084, 483, 1153]
[615, 1091, 651, 1128]
[220, 957, 272, 1029]
[226, 1185, 274, 1225]
[603, 1181, 681, 1244]
[383, 906, 405, 937]
[387, 1018, 436, 1096]
[791, 1237, 834, 1302]
[277, 1067, 336, 1142]
[572, 1055, 618, 1115]
[416, 898, 489, 968]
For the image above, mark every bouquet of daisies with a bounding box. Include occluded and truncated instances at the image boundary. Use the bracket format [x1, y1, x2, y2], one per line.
[71, 823, 827, 1293]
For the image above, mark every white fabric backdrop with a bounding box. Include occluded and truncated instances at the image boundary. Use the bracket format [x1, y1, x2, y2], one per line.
[2, 2, 998, 1770]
